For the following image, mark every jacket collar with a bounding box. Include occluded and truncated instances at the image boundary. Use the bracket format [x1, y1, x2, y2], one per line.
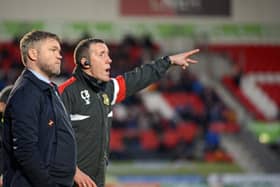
[73, 66, 105, 91]
[22, 69, 53, 91]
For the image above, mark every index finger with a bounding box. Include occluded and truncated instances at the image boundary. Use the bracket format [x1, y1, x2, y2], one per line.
[185, 49, 200, 56]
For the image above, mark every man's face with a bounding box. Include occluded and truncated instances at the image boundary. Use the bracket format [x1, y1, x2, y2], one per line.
[36, 38, 62, 78]
[88, 42, 112, 82]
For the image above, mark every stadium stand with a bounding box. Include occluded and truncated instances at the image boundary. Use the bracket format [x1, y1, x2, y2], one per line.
[206, 44, 280, 172]
[208, 44, 280, 121]
[0, 36, 238, 163]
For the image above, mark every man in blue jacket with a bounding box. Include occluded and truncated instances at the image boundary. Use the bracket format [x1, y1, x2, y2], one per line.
[2, 30, 77, 187]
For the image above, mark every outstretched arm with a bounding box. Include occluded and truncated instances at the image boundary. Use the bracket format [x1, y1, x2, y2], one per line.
[108, 48, 200, 104]
[169, 49, 200, 69]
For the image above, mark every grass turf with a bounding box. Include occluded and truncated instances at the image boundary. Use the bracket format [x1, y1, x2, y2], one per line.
[107, 160, 243, 176]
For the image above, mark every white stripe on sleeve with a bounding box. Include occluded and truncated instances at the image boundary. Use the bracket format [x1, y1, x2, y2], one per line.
[70, 114, 90, 121]
[111, 78, 119, 105]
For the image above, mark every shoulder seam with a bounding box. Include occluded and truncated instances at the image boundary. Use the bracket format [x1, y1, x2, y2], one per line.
[58, 76, 77, 95]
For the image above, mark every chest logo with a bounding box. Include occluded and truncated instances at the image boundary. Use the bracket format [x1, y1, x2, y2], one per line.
[102, 93, 110, 106]
[81, 89, 90, 105]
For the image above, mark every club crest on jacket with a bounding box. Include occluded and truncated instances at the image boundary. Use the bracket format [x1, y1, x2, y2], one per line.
[81, 89, 90, 104]
[102, 93, 109, 106]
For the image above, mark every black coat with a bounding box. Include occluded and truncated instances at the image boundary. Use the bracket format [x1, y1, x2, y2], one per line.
[2, 69, 77, 187]
[59, 57, 171, 187]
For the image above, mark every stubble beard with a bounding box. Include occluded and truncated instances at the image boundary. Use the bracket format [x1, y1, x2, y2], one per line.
[38, 61, 61, 78]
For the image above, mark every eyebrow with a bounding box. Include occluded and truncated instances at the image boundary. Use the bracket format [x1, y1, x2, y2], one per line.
[96, 49, 109, 55]
[50, 46, 61, 50]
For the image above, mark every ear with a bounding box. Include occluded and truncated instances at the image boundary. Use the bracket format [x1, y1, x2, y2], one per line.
[80, 57, 91, 68]
[27, 48, 38, 61]
[80, 57, 87, 65]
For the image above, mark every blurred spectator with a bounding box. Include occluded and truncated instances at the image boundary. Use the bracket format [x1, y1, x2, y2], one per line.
[205, 131, 220, 151]
[232, 63, 243, 86]
[0, 84, 13, 187]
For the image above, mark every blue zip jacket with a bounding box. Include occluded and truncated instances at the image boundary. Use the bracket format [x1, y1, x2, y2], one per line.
[2, 69, 77, 187]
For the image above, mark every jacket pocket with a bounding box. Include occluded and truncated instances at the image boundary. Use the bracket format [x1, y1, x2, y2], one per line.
[10, 170, 31, 187]
[45, 125, 57, 166]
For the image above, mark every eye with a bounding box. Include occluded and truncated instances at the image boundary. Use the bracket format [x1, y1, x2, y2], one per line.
[99, 52, 105, 57]
[50, 48, 56, 52]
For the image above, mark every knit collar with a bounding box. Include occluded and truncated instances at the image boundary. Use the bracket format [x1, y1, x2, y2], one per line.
[73, 66, 105, 91]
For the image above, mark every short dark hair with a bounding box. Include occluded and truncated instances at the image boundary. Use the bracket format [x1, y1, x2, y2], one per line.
[20, 30, 60, 65]
[73, 38, 105, 65]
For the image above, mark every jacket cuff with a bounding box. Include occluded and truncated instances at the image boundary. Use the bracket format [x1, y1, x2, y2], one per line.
[162, 56, 172, 65]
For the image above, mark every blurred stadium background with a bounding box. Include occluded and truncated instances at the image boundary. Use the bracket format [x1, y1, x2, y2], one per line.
[1, 0, 280, 186]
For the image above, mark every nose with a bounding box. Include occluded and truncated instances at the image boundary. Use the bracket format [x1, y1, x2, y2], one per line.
[58, 53, 62, 60]
[107, 56, 112, 64]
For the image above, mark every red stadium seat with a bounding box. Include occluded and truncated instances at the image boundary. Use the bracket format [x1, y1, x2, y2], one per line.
[163, 92, 204, 114]
[177, 122, 198, 143]
[161, 128, 180, 149]
[110, 129, 125, 152]
[259, 83, 280, 107]
[204, 150, 233, 163]
[139, 129, 160, 151]
[208, 44, 280, 73]
[222, 76, 266, 120]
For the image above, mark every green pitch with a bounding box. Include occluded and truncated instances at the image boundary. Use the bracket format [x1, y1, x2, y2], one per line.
[107, 161, 243, 176]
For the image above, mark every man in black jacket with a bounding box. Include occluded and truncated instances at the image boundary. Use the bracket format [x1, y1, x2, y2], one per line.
[59, 38, 199, 187]
[2, 30, 77, 187]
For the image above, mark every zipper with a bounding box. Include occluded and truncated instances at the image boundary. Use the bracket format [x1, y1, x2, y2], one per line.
[96, 93, 108, 165]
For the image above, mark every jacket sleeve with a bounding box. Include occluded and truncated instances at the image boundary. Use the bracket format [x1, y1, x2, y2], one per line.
[58, 76, 77, 114]
[59, 87, 73, 115]
[9, 89, 58, 187]
[109, 56, 171, 104]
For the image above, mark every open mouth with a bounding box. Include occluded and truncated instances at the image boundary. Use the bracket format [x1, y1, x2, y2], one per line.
[106, 68, 110, 73]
